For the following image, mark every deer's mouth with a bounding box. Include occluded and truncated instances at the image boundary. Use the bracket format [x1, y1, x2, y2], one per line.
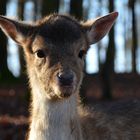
[51, 80, 76, 99]
[58, 84, 75, 98]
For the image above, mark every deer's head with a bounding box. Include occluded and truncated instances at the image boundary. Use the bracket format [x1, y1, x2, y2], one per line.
[0, 12, 118, 100]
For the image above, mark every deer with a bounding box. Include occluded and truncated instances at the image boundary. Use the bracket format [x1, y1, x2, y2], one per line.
[0, 12, 140, 140]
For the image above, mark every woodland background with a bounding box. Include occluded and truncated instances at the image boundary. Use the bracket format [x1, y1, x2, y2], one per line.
[0, 0, 140, 139]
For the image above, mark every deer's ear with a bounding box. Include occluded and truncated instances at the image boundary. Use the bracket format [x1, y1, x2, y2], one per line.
[0, 16, 34, 46]
[82, 12, 118, 45]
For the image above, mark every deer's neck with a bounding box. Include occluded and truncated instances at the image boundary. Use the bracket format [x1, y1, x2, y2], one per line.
[28, 84, 83, 140]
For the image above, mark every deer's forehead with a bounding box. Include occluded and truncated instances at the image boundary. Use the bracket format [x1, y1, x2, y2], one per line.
[36, 18, 83, 44]
[31, 18, 87, 52]
[32, 35, 86, 52]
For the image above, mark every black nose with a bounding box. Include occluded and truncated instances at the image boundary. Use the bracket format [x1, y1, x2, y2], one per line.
[57, 71, 74, 86]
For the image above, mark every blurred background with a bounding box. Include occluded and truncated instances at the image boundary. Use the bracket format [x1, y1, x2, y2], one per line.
[0, 0, 140, 139]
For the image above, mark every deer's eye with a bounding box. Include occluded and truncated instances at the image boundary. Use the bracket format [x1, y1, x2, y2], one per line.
[35, 50, 46, 58]
[78, 50, 85, 59]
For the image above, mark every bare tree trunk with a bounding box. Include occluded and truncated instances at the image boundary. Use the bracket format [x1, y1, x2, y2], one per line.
[0, 0, 13, 81]
[17, 0, 26, 79]
[41, 0, 60, 17]
[129, 0, 138, 73]
[97, 0, 102, 71]
[33, 0, 38, 20]
[101, 0, 115, 100]
[70, 0, 83, 19]
[33, 0, 42, 20]
[18, 0, 25, 20]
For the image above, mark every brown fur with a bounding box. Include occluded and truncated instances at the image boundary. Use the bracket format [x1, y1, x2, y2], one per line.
[0, 12, 140, 140]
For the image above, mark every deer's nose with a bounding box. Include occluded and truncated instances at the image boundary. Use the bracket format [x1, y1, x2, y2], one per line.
[57, 71, 74, 86]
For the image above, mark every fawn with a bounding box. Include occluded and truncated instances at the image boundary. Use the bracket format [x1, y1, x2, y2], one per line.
[0, 12, 140, 140]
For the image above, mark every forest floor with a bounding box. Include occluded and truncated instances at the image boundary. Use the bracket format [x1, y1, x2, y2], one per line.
[0, 73, 140, 140]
